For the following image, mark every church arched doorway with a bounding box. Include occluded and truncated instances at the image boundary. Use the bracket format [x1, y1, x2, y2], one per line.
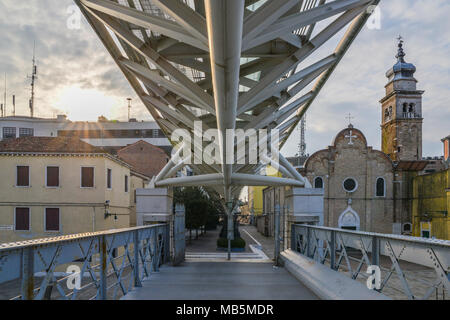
[338, 207, 360, 231]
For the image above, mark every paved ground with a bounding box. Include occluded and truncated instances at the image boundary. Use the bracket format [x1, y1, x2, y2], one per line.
[121, 261, 318, 300]
[185, 225, 275, 256]
[122, 224, 317, 300]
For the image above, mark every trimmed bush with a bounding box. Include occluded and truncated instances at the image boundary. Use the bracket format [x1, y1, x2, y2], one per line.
[217, 237, 246, 249]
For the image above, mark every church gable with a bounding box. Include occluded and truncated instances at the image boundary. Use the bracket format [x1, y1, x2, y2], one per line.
[332, 125, 368, 151]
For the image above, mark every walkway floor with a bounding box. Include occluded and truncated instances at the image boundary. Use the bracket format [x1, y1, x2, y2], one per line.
[122, 224, 317, 300]
[121, 261, 318, 300]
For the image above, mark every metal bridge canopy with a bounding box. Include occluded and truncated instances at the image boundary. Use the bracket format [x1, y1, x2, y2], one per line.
[74, 0, 380, 203]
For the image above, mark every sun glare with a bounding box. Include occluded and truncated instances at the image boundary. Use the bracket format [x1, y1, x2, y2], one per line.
[55, 86, 124, 121]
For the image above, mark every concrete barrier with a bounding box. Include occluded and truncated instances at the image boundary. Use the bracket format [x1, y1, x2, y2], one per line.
[280, 249, 391, 300]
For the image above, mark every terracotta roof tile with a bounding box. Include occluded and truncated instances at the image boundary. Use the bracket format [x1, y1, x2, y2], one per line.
[117, 140, 169, 178]
[0, 137, 105, 153]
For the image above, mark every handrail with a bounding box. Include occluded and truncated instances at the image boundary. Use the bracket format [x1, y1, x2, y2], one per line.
[294, 224, 450, 248]
[290, 224, 450, 300]
[0, 224, 170, 300]
[0, 224, 167, 251]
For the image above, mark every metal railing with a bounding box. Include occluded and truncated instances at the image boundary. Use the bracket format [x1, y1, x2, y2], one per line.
[0, 224, 170, 300]
[291, 224, 450, 300]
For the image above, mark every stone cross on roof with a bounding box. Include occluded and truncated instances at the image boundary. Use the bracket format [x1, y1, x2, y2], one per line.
[345, 129, 357, 145]
[346, 113, 354, 126]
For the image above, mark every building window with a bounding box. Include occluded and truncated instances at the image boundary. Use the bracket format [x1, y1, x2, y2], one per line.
[403, 103, 408, 113]
[81, 167, 94, 188]
[343, 178, 357, 193]
[3, 127, 16, 139]
[19, 128, 34, 137]
[152, 129, 159, 138]
[107, 168, 112, 189]
[376, 177, 385, 197]
[402, 223, 412, 234]
[46, 166, 59, 187]
[45, 208, 60, 232]
[16, 166, 30, 187]
[314, 177, 324, 189]
[15, 207, 30, 231]
[125, 175, 129, 193]
[403, 102, 415, 118]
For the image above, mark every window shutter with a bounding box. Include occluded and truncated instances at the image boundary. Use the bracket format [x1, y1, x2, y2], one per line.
[47, 167, 59, 187]
[17, 166, 29, 186]
[81, 167, 94, 187]
[45, 208, 60, 231]
[107, 169, 112, 189]
[15, 208, 30, 230]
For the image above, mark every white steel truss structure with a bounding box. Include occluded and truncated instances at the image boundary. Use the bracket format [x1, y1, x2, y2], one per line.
[75, 0, 380, 203]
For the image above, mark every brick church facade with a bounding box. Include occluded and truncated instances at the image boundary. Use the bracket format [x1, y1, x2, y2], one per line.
[299, 39, 432, 234]
[262, 39, 443, 235]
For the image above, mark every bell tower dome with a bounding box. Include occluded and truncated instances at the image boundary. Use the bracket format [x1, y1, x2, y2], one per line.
[380, 37, 424, 161]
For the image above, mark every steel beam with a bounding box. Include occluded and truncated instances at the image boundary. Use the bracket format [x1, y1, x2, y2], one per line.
[75, 0, 381, 206]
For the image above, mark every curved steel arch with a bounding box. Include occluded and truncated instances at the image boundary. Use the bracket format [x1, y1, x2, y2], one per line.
[75, 0, 380, 203]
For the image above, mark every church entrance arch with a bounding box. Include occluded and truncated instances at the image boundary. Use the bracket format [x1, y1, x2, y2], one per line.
[338, 206, 360, 231]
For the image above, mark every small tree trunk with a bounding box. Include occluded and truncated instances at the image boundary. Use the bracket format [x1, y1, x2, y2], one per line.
[196, 229, 198, 239]
[189, 229, 192, 243]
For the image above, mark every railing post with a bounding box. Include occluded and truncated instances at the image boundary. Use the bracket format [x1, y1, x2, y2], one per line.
[163, 224, 169, 264]
[99, 235, 107, 300]
[372, 236, 380, 267]
[153, 228, 160, 272]
[133, 230, 142, 288]
[306, 226, 311, 258]
[21, 247, 34, 300]
[291, 225, 296, 252]
[330, 230, 336, 270]
[274, 204, 280, 266]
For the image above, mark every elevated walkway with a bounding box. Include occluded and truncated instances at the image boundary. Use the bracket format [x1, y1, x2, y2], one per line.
[121, 261, 318, 300]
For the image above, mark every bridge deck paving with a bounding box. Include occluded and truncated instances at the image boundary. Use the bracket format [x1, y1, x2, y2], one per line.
[121, 261, 318, 300]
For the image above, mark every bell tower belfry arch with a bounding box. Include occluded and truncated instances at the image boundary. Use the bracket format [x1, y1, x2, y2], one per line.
[380, 37, 424, 161]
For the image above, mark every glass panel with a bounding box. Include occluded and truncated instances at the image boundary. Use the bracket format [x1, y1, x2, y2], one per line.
[19, 128, 34, 137]
[3, 127, 16, 138]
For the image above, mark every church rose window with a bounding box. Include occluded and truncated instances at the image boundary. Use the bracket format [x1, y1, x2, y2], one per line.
[343, 178, 357, 192]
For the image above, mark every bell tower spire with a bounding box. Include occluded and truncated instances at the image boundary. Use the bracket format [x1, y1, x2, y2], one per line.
[380, 37, 424, 161]
[396, 35, 406, 63]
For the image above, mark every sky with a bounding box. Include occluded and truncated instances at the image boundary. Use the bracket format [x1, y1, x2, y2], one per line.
[0, 0, 448, 157]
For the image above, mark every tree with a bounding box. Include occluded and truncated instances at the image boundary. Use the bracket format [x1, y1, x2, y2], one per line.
[174, 187, 221, 240]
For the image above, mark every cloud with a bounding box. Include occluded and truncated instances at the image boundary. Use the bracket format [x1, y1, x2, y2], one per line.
[0, 0, 448, 156]
[0, 0, 149, 121]
[283, 0, 450, 157]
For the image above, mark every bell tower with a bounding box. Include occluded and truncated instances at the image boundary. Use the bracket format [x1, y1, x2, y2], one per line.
[380, 37, 424, 161]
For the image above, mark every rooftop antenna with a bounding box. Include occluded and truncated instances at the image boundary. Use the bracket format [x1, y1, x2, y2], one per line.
[3, 73, 6, 117]
[127, 98, 132, 121]
[28, 42, 38, 118]
[298, 114, 306, 157]
[12, 95, 15, 117]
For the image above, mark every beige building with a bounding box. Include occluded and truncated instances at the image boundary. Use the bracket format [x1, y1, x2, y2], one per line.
[0, 137, 148, 244]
